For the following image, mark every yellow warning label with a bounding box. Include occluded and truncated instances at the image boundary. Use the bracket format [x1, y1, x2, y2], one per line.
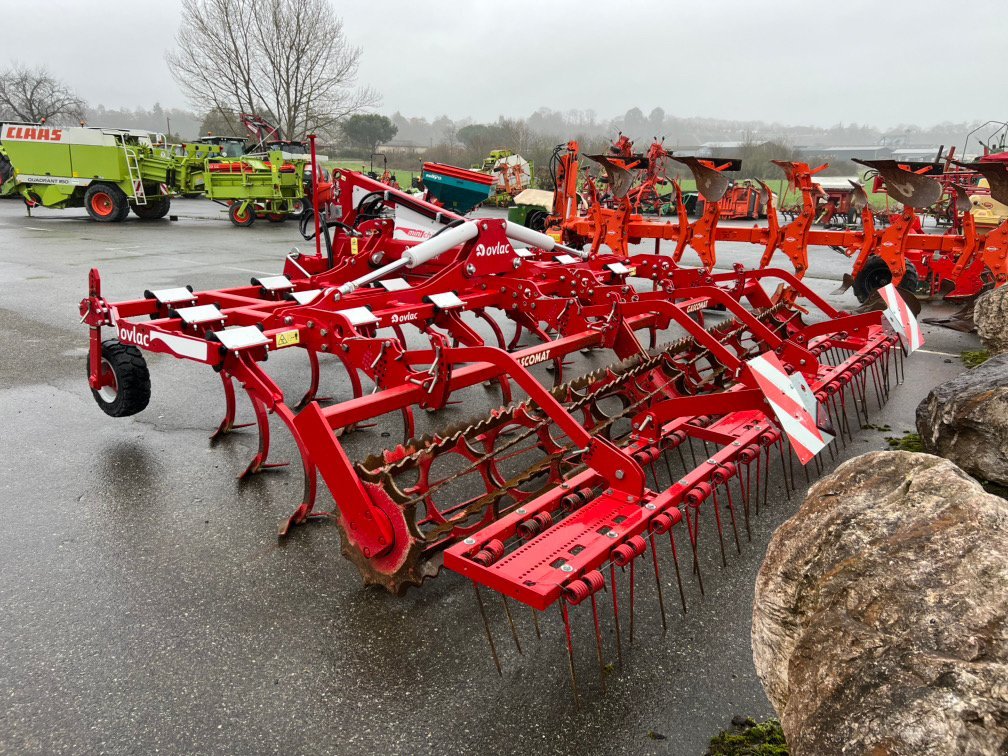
[275, 329, 300, 348]
[350, 237, 359, 256]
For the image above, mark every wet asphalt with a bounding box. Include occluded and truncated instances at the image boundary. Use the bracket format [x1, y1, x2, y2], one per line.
[0, 197, 981, 755]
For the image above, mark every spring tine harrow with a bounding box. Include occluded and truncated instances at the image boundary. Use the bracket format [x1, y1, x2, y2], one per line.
[80, 156, 927, 702]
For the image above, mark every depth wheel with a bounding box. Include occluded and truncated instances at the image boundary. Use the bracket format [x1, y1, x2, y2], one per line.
[85, 184, 128, 223]
[88, 339, 151, 417]
[228, 203, 255, 227]
[852, 255, 920, 303]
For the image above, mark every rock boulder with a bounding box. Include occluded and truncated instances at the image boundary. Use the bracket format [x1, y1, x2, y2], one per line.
[915, 353, 1008, 486]
[974, 287, 1008, 354]
[752, 451, 1008, 756]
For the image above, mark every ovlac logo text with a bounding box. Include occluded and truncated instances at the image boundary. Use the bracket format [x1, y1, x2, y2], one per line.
[474, 242, 511, 257]
[390, 311, 419, 325]
[118, 323, 150, 348]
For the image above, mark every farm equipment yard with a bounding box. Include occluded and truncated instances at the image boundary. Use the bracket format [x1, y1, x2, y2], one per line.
[0, 197, 977, 754]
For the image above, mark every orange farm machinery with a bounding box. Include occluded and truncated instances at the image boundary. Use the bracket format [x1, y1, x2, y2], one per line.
[544, 140, 1008, 306]
[82, 137, 929, 700]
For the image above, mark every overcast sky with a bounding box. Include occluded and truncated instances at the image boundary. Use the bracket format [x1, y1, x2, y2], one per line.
[3, 0, 1002, 128]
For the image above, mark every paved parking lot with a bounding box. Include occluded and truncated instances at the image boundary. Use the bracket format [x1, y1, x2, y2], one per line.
[0, 197, 981, 754]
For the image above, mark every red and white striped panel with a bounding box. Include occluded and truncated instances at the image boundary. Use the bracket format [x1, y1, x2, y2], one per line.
[747, 352, 833, 465]
[878, 283, 924, 353]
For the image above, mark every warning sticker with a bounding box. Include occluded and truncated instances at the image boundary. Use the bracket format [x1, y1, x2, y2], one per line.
[275, 330, 300, 348]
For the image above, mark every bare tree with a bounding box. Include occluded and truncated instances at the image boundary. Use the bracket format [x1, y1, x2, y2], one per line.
[167, 0, 376, 140]
[0, 63, 86, 124]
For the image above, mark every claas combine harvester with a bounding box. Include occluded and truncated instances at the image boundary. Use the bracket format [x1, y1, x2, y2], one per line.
[82, 136, 932, 701]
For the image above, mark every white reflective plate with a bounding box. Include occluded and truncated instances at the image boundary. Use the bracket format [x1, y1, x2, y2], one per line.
[378, 278, 411, 292]
[253, 275, 293, 291]
[426, 291, 464, 310]
[336, 306, 378, 326]
[288, 289, 322, 305]
[212, 326, 269, 350]
[174, 304, 225, 324]
[149, 286, 194, 305]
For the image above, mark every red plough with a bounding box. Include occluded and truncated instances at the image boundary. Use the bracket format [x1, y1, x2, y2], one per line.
[80, 151, 923, 697]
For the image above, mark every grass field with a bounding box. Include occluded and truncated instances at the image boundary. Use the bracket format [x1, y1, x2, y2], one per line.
[322, 158, 420, 188]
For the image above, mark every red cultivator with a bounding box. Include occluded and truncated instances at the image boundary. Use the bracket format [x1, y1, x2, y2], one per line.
[81, 146, 925, 696]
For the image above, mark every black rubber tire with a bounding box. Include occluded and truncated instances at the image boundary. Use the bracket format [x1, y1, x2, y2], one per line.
[229, 203, 255, 227]
[85, 183, 129, 223]
[525, 209, 548, 232]
[133, 197, 171, 220]
[89, 338, 151, 417]
[852, 255, 920, 303]
[0, 153, 12, 184]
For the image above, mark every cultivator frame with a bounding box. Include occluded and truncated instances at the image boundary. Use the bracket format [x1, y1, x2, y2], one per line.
[81, 144, 925, 696]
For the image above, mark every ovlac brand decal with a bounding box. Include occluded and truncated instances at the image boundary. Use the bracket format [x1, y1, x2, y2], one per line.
[118, 322, 208, 361]
[3, 125, 64, 142]
[474, 242, 511, 257]
[118, 322, 151, 348]
[390, 311, 419, 325]
[517, 350, 551, 367]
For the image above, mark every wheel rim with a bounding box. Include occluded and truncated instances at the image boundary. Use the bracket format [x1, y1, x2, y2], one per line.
[97, 358, 118, 402]
[234, 207, 249, 222]
[866, 267, 893, 292]
[91, 192, 115, 217]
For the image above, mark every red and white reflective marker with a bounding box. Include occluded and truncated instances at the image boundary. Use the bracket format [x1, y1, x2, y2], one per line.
[747, 352, 833, 465]
[878, 283, 924, 353]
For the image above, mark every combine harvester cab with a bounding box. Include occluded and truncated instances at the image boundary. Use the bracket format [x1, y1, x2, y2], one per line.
[0, 123, 175, 221]
[80, 155, 926, 698]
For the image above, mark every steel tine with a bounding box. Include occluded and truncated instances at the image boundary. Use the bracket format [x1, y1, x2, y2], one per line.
[682, 506, 704, 595]
[676, 444, 689, 474]
[740, 461, 753, 540]
[648, 459, 661, 490]
[760, 450, 769, 514]
[667, 528, 688, 614]
[649, 532, 668, 635]
[609, 563, 623, 669]
[501, 595, 523, 655]
[786, 435, 798, 488]
[629, 559, 637, 643]
[687, 437, 699, 468]
[589, 593, 607, 690]
[662, 447, 676, 485]
[723, 481, 742, 554]
[559, 603, 579, 707]
[530, 606, 541, 640]
[474, 583, 502, 676]
[829, 395, 847, 448]
[777, 440, 791, 499]
[710, 486, 728, 568]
